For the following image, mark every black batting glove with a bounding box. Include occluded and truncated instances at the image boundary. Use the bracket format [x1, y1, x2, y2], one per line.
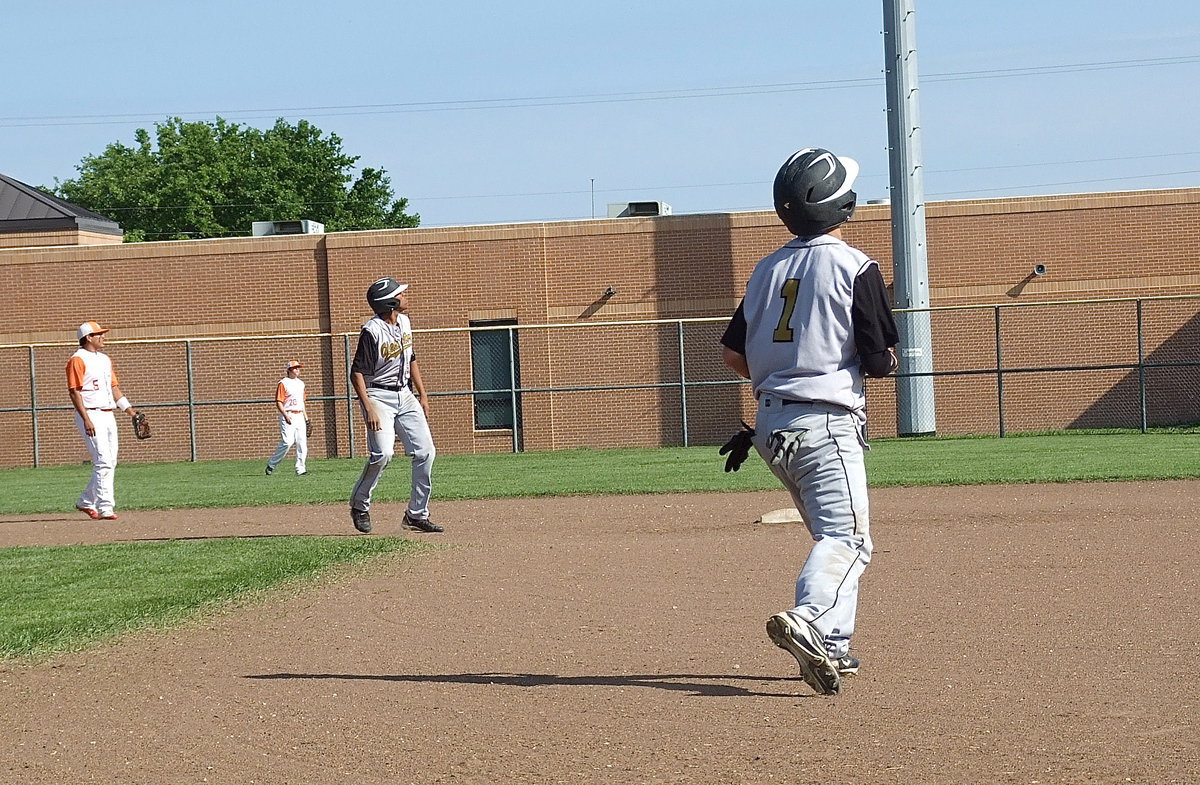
[718, 420, 756, 472]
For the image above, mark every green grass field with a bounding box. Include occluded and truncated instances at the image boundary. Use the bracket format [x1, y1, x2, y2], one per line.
[2, 432, 1196, 660]
[0, 537, 423, 660]
[2, 431, 1198, 515]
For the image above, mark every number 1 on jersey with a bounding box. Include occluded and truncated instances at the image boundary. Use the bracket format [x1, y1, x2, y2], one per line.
[772, 278, 801, 342]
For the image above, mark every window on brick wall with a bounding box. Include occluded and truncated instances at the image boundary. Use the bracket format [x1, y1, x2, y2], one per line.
[470, 319, 521, 433]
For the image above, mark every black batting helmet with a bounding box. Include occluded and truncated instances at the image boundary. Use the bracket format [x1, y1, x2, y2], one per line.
[773, 148, 860, 237]
[366, 277, 408, 314]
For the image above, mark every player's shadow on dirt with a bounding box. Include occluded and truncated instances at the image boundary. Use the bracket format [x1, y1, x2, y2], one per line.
[247, 671, 813, 698]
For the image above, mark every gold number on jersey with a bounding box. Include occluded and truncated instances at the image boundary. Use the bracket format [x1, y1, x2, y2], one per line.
[772, 278, 801, 342]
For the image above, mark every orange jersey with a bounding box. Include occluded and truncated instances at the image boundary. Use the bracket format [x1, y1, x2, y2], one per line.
[67, 349, 120, 409]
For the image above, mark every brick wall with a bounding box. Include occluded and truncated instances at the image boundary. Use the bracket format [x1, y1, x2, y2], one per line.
[0, 229, 123, 249]
[1, 187, 1198, 466]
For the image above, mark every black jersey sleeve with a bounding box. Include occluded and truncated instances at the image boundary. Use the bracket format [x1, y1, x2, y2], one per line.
[350, 327, 376, 377]
[720, 300, 748, 355]
[852, 264, 900, 378]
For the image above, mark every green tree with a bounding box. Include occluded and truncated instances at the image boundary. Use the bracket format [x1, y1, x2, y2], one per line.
[55, 117, 419, 241]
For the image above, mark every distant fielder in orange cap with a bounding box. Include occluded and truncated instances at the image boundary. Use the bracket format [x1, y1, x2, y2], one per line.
[265, 359, 309, 476]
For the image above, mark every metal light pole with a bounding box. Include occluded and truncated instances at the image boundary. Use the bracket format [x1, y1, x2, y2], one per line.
[883, 0, 937, 435]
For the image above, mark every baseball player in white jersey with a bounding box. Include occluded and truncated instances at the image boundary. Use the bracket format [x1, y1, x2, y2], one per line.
[720, 149, 899, 695]
[66, 321, 142, 520]
[265, 360, 309, 476]
[348, 277, 442, 534]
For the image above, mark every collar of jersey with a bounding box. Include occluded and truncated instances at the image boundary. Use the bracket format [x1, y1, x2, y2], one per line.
[785, 234, 843, 248]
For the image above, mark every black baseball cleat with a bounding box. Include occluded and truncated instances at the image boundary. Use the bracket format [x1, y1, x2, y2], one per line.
[833, 655, 860, 676]
[766, 611, 842, 695]
[351, 507, 372, 534]
[265, 465, 274, 475]
[403, 512, 444, 533]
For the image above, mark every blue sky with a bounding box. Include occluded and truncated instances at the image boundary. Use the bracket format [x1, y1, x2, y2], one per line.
[4, 1, 1199, 229]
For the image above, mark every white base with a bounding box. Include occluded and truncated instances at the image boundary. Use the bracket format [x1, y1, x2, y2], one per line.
[758, 507, 803, 524]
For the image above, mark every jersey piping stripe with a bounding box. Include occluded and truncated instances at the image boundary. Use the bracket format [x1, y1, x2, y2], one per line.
[808, 412, 865, 627]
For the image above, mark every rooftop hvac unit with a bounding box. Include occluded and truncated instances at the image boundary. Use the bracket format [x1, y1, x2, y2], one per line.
[607, 201, 672, 218]
[251, 219, 325, 237]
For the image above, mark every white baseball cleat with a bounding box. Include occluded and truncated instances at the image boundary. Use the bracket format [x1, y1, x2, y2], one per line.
[766, 611, 841, 695]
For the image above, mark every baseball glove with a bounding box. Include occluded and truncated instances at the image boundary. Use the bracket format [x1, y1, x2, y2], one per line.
[718, 420, 755, 472]
[131, 412, 151, 440]
[305, 420, 312, 438]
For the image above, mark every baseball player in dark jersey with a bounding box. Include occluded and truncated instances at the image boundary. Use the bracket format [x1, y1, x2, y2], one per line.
[348, 277, 442, 534]
[720, 148, 899, 695]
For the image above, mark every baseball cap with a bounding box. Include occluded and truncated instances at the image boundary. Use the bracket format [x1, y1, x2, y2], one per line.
[286, 360, 303, 370]
[76, 321, 110, 340]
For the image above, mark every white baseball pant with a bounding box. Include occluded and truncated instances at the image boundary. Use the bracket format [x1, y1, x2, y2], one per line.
[754, 393, 874, 659]
[267, 412, 308, 474]
[350, 387, 435, 517]
[75, 409, 119, 516]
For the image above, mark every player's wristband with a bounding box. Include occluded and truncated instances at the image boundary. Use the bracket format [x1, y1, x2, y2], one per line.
[116, 397, 132, 411]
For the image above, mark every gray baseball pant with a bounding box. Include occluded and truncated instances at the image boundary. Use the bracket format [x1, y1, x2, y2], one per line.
[350, 388, 436, 518]
[754, 394, 874, 659]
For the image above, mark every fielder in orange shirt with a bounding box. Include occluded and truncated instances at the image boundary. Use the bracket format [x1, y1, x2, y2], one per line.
[66, 321, 142, 520]
[265, 360, 309, 475]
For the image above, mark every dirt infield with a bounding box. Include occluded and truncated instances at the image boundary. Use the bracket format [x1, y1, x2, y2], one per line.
[1, 481, 1197, 784]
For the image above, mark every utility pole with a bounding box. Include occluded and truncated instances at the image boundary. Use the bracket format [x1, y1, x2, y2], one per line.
[883, 0, 937, 435]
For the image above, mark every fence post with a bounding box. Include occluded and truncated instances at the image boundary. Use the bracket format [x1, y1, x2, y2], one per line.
[677, 321, 689, 447]
[344, 334, 355, 459]
[185, 340, 197, 461]
[1137, 299, 1147, 433]
[30, 346, 40, 468]
[994, 306, 1005, 437]
[508, 326, 521, 453]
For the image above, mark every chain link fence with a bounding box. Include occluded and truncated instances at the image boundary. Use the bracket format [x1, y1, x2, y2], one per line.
[2, 295, 1197, 467]
[888, 295, 1200, 437]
